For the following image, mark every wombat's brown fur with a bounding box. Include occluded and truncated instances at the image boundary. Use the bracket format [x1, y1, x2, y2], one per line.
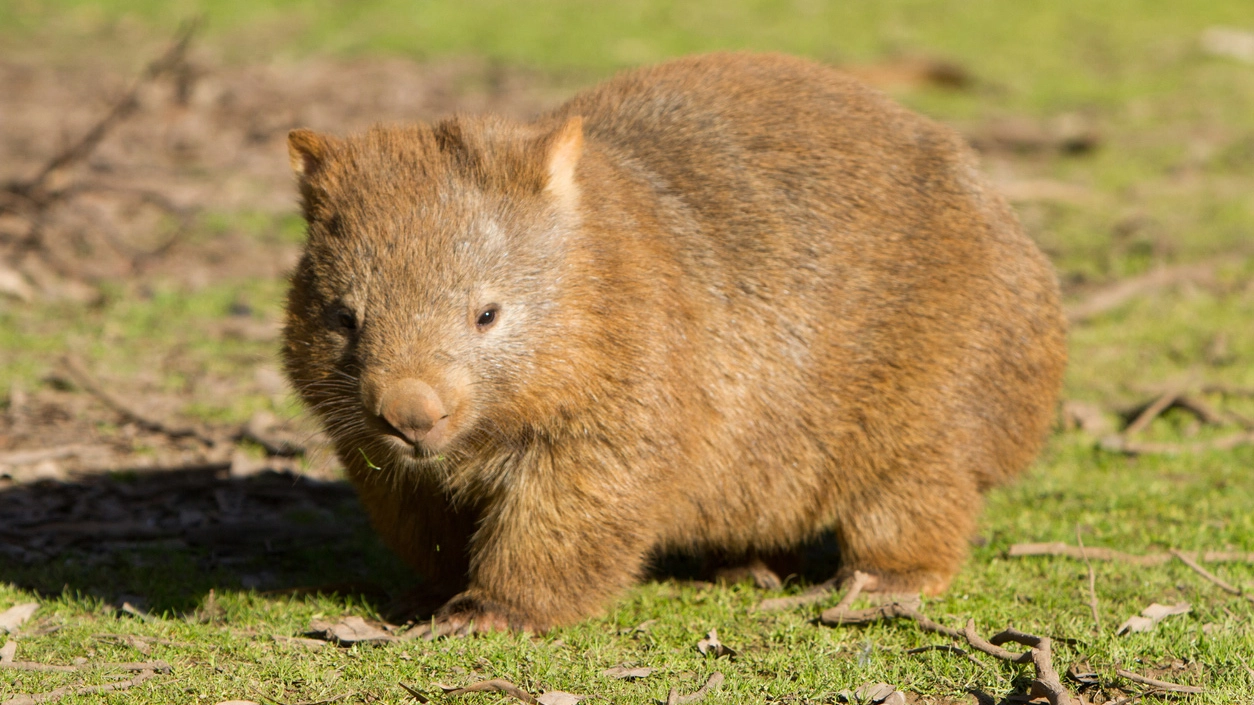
[282, 52, 1066, 635]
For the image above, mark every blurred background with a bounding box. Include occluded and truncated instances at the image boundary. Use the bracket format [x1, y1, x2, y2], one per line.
[1, 1, 1252, 607]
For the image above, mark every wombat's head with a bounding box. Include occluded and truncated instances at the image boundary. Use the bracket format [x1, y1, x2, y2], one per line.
[281, 116, 587, 475]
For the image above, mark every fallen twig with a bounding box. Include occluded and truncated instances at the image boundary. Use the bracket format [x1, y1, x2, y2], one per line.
[665, 672, 724, 705]
[1066, 262, 1217, 324]
[1115, 668, 1204, 695]
[61, 356, 220, 447]
[1171, 549, 1254, 604]
[1123, 389, 1180, 436]
[755, 577, 840, 612]
[1099, 432, 1254, 455]
[0, 658, 169, 674]
[3, 20, 200, 210]
[1076, 529, 1101, 634]
[438, 679, 537, 704]
[1, 668, 157, 705]
[905, 644, 989, 669]
[821, 600, 1073, 705]
[1009, 542, 1254, 565]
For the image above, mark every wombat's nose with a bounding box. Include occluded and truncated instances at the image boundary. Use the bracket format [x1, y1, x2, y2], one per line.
[378, 379, 448, 446]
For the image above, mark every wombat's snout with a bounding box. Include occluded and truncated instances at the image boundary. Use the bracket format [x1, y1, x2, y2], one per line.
[376, 378, 450, 449]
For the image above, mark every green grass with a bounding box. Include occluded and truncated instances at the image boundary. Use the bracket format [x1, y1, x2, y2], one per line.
[4, 1, 1254, 702]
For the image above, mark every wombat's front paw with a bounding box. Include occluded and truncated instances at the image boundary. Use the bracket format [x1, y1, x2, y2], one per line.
[404, 594, 534, 639]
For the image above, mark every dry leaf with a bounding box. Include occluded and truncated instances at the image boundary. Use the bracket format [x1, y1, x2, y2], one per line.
[602, 665, 655, 680]
[839, 683, 905, 705]
[438, 678, 537, 703]
[695, 629, 737, 658]
[537, 692, 585, 705]
[307, 615, 395, 645]
[1116, 602, 1190, 635]
[0, 603, 39, 633]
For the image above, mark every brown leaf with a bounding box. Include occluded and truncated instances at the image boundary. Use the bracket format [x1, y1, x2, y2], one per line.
[537, 692, 585, 705]
[307, 616, 395, 645]
[602, 665, 655, 679]
[695, 629, 737, 658]
[1116, 602, 1190, 635]
[0, 603, 39, 633]
[437, 678, 537, 703]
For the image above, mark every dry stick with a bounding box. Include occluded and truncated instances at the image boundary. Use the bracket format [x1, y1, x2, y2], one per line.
[905, 644, 990, 669]
[1115, 669, 1204, 695]
[1170, 549, 1254, 604]
[755, 576, 841, 612]
[1123, 389, 1180, 436]
[820, 603, 1073, 705]
[1237, 655, 1254, 681]
[1, 668, 156, 705]
[0, 659, 169, 674]
[6, 20, 200, 205]
[665, 672, 724, 705]
[438, 679, 537, 704]
[1009, 542, 1254, 565]
[1065, 262, 1217, 325]
[1075, 528, 1101, 634]
[1100, 432, 1254, 456]
[61, 355, 220, 447]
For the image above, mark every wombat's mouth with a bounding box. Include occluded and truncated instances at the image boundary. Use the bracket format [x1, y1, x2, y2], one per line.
[366, 412, 451, 462]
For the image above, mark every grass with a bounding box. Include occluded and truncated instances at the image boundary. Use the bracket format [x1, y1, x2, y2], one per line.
[3, 1, 1254, 702]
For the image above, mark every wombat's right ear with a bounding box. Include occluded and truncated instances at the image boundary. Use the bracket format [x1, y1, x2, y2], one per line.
[287, 129, 332, 179]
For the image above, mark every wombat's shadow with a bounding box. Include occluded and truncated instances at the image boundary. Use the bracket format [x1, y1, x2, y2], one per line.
[0, 464, 844, 617]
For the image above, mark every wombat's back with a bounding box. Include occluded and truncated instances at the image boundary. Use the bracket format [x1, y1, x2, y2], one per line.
[552, 53, 1065, 567]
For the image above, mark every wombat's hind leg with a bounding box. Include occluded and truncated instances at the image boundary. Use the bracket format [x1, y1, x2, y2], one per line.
[833, 476, 978, 597]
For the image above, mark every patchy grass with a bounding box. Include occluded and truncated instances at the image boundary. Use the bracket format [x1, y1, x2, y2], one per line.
[3, 1, 1254, 703]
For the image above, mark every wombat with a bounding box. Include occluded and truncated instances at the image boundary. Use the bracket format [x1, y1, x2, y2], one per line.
[282, 52, 1067, 635]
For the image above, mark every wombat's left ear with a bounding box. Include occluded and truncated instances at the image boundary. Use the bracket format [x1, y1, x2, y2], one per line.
[542, 116, 583, 206]
[288, 128, 333, 179]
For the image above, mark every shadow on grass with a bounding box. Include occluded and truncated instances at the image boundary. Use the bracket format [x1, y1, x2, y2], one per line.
[0, 465, 413, 616]
[0, 463, 851, 620]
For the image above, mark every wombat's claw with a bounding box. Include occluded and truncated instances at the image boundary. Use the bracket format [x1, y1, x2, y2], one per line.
[402, 600, 516, 639]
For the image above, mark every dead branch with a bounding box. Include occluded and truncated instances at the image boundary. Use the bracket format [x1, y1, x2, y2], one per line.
[0, 660, 169, 674]
[1008, 542, 1254, 565]
[987, 627, 1070, 705]
[1170, 549, 1254, 604]
[1123, 389, 1180, 436]
[1, 668, 157, 705]
[1202, 384, 1254, 398]
[1115, 668, 1204, 695]
[755, 577, 840, 612]
[61, 355, 220, 446]
[3, 20, 200, 210]
[0, 444, 111, 467]
[1099, 431, 1254, 455]
[821, 602, 1073, 705]
[905, 644, 989, 669]
[438, 679, 537, 704]
[665, 672, 724, 705]
[1076, 529, 1101, 634]
[1066, 262, 1217, 324]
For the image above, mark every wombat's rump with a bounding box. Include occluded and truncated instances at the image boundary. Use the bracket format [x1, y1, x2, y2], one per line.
[282, 52, 1067, 634]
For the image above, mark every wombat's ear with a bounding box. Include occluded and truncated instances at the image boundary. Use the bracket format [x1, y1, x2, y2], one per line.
[288, 129, 333, 180]
[542, 116, 583, 207]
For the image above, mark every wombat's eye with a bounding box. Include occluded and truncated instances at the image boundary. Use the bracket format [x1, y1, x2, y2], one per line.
[327, 305, 358, 334]
[475, 305, 500, 331]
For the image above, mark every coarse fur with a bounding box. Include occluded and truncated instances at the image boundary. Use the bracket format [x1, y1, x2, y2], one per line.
[282, 52, 1067, 634]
